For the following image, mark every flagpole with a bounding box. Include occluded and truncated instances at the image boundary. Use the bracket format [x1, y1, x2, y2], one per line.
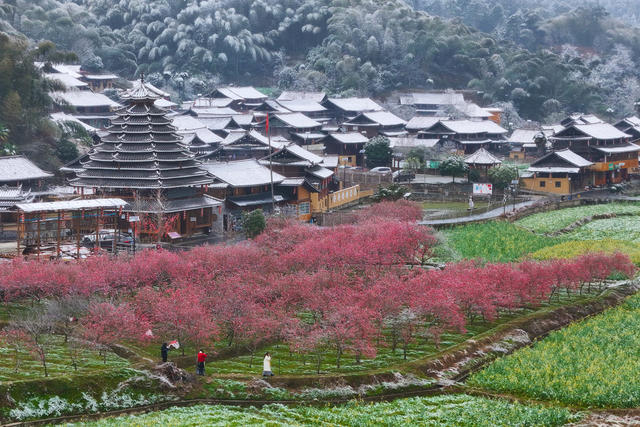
[267, 113, 275, 212]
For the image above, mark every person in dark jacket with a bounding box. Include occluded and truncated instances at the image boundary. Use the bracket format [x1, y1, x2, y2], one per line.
[161, 343, 169, 363]
[196, 349, 207, 375]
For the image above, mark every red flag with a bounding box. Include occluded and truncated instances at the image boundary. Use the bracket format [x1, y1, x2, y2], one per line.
[265, 113, 269, 135]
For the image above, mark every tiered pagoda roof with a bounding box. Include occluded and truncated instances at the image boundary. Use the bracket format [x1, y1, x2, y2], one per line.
[72, 80, 213, 189]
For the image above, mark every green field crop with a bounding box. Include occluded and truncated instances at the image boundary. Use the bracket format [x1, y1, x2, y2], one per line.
[70, 394, 579, 426]
[469, 292, 640, 408]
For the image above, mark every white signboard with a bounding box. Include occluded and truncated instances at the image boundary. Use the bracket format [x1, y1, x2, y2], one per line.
[473, 183, 493, 195]
[129, 215, 140, 222]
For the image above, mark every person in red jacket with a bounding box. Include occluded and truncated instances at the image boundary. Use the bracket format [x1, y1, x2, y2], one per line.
[196, 349, 207, 375]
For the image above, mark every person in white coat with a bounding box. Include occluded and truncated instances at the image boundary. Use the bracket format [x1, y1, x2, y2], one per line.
[262, 352, 274, 377]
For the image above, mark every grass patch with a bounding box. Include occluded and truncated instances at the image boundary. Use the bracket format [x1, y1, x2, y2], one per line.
[443, 221, 559, 262]
[468, 292, 640, 408]
[516, 202, 640, 233]
[0, 334, 129, 382]
[69, 394, 580, 426]
[563, 216, 640, 242]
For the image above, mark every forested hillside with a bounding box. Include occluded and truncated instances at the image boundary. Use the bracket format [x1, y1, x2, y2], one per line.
[1, 0, 639, 121]
[415, 0, 640, 117]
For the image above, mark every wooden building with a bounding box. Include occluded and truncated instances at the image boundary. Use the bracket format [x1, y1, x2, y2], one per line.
[209, 86, 267, 110]
[614, 116, 640, 142]
[522, 149, 593, 194]
[418, 120, 508, 154]
[70, 80, 222, 242]
[322, 97, 384, 122]
[344, 111, 406, 138]
[548, 122, 638, 185]
[323, 132, 369, 167]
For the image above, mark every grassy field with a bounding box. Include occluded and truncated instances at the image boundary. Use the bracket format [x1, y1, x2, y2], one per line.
[0, 334, 129, 382]
[69, 394, 579, 426]
[531, 239, 640, 265]
[516, 203, 640, 233]
[469, 292, 640, 408]
[443, 221, 559, 262]
[563, 217, 640, 242]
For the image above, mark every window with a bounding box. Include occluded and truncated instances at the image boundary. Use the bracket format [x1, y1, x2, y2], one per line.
[298, 202, 310, 216]
[555, 181, 562, 188]
[539, 181, 546, 187]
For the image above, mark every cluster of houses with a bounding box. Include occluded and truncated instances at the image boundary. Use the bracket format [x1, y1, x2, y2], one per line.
[2, 62, 640, 257]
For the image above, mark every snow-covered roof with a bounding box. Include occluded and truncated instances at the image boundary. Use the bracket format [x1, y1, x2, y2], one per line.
[528, 166, 581, 174]
[552, 149, 593, 167]
[326, 97, 383, 112]
[347, 111, 406, 127]
[202, 159, 285, 187]
[214, 86, 267, 101]
[593, 143, 640, 154]
[221, 130, 287, 150]
[455, 102, 493, 119]
[320, 155, 339, 168]
[305, 165, 334, 179]
[47, 64, 83, 78]
[154, 98, 177, 108]
[193, 107, 238, 117]
[51, 91, 120, 108]
[284, 144, 324, 165]
[573, 124, 630, 140]
[464, 148, 502, 165]
[278, 91, 326, 103]
[0, 156, 53, 182]
[84, 74, 118, 80]
[406, 116, 447, 131]
[508, 129, 540, 144]
[50, 112, 98, 132]
[171, 115, 208, 132]
[404, 92, 465, 106]
[328, 132, 369, 144]
[182, 128, 223, 144]
[277, 99, 327, 113]
[388, 136, 438, 148]
[274, 113, 321, 129]
[190, 97, 234, 108]
[45, 73, 88, 88]
[434, 120, 507, 135]
[231, 114, 254, 126]
[199, 117, 233, 130]
[622, 116, 640, 127]
[16, 198, 126, 213]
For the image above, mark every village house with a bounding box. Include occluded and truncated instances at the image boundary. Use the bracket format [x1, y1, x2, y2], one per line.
[614, 116, 640, 142]
[51, 91, 121, 129]
[82, 74, 118, 92]
[343, 111, 407, 138]
[507, 129, 545, 160]
[548, 121, 638, 186]
[522, 149, 594, 194]
[323, 132, 369, 167]
[208, 86, 267, 110]
[216, 130, 287, 161]
[257, 113, 322, 140]
[277, 91, 327, 104]
[418, 119, 508, 154]
[0, 156, 53, 242]
[202, 158, 318, 222]
[322, 97, 384, 122]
